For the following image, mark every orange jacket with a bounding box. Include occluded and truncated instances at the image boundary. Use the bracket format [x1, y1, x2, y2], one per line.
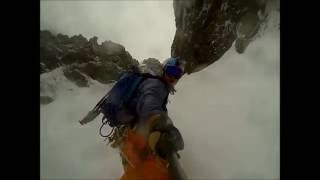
[120, 129, 170, 180]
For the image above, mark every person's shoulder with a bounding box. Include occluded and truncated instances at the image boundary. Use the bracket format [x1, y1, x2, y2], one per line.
[143, 77, 166, 88]
[140, 77, 168, 92]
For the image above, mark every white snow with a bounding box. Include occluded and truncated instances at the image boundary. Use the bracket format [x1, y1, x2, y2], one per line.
[41, 72, 117, 179]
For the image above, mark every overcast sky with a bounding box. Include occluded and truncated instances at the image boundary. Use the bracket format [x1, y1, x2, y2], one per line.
[41, 0, 176, 62]
[40, 1, 279, 179]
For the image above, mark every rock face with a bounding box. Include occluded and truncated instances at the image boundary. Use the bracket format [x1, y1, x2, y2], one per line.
[40, 96, 54, 105]
[171, 0, 275, 74]
[63, 68, 89, 87]
[40, 30, 140, 85]
[40, 30, 141, 105]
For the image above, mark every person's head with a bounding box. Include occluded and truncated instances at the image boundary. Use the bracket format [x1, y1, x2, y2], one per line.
[162, 57, 184, 86]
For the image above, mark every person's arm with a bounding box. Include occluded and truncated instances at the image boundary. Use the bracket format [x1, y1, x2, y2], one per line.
[134, 79, 169, 144]
[134, 81, 186, 179]
[134, 79, 183, 150]
[139, 113, 168, 151]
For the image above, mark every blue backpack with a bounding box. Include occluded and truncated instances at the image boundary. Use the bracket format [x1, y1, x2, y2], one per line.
[79, 72, 168, 137]
[100, 72, 145, 127]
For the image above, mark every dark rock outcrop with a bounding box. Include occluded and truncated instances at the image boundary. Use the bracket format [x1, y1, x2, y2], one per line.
[63, 68, 89, 87]
[40, 30, 141, 105]
[171, 0, 274, 74]
[40, 96, 54, 105]
[40, 30, 140, 86]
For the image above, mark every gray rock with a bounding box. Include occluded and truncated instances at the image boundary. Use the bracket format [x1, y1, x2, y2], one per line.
[57, 33, 72, 44]
[70, 34, 88, 48]
[78, 61, 122, 84]
[101, 40, 125, 55]
[171, 0, 272, 74]
[40, 63, 48, 74]
[63, 68, 90, 87]
[40, 31, 62, 71]
[40, 96, 54, 105]
[40, 30, 140, 86]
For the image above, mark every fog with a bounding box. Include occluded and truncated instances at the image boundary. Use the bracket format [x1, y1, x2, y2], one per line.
[171, 32, 279, 179]
[40, 1, 279, 179]
[40, 0, 175, 62]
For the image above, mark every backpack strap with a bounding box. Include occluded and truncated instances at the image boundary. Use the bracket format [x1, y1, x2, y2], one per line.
[121, 74, 144, 106]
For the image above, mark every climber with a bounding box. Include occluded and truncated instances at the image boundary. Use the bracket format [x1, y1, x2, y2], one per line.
[116, 57, 186, 180]
[79, 57, 186, 179]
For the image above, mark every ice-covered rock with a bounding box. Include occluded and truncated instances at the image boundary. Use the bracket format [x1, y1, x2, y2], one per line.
[171, 0, 278, 74]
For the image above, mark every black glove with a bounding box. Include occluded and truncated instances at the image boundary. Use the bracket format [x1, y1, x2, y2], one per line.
[155, 124, 184, 159]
